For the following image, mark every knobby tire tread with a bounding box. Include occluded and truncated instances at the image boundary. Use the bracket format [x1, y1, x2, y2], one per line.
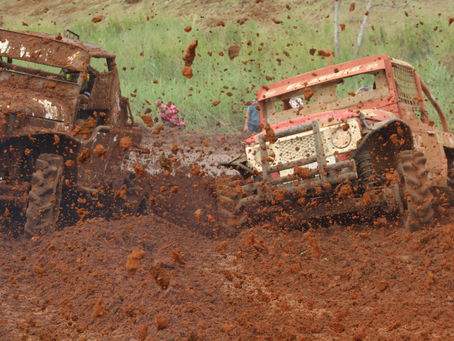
[397, 150, 434, 231]
[24, 154, 64, 237]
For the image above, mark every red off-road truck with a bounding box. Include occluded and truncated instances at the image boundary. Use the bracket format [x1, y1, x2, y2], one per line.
[218, 54, 454, 231]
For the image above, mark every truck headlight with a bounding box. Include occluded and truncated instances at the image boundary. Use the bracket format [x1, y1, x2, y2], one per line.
[331, 126, 352, 149]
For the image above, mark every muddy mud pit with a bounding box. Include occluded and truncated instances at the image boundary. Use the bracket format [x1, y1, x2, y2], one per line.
[0, 124, 453, 339]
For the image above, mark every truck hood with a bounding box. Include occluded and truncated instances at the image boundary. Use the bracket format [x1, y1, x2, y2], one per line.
[0, 91, 72, 122]
[244, 108, 395, 145]
[0, 72, 78, 122]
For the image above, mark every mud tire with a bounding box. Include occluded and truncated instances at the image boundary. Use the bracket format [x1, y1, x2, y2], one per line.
[215, 177, 247, 235]
[396, 150, 434, 232]
[357, 150, 373, 179]
[24, 154, 64, 237]
[357, 149, 379, 191]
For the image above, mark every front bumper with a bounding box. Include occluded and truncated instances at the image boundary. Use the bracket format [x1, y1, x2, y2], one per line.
[238, 120, 403, 219]
[253, 120, 358, 190]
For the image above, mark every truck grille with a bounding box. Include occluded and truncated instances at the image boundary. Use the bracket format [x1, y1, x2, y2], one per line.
[245, 119, 361, 174]
[271, 134, 316, 164]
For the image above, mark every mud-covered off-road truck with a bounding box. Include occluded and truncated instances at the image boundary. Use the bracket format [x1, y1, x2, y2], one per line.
[0, 29, 148, 236]
[219, 54, 454, 231]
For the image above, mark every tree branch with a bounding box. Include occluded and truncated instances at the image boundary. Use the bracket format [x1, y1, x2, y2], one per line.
[334, 0, 340, 57]
[353, 0, 373, 59]
[369, 0, 413, 9]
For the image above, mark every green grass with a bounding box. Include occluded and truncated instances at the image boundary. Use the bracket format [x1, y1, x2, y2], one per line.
[4, 7, 453, 132]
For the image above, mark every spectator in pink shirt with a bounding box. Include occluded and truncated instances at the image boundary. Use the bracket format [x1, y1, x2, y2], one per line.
[155, 100, 185, 129]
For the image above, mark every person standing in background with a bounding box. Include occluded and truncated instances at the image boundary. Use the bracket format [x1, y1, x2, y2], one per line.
[243, 99, 261, 133]
[289, 96, 304, 108]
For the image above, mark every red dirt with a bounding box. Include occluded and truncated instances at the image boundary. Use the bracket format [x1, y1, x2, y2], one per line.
[1, 197, 453, 339]
[1, 124, 453, 339]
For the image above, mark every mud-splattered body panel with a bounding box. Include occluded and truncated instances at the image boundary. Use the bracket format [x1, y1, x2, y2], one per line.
[0, 29, 142, 221]
[246, 54, 454, 188]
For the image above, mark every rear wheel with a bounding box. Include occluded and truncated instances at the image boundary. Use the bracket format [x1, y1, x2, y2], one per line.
[396, 150, 434, 231]
[24, 154, 64, 237]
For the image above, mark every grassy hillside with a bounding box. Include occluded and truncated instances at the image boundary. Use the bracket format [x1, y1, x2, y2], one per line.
[2, 0, 453, 131]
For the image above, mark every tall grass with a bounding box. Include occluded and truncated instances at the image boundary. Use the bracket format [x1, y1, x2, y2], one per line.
[6, 10, 453, 132]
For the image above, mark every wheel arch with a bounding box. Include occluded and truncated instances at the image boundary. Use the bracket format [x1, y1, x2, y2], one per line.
[1, 133, 78, 181]
[445, 147, 454, 161]
[356, 119, 414, 169]
[31, 133, 80, 182]
[2, 133, 81, 181]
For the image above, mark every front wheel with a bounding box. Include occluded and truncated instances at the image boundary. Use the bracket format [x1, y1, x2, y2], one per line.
[396, 150, 434, 231]
[215, 176, 247, 235]
[356, 148, 381, 192]
[24, 154, 64, 237]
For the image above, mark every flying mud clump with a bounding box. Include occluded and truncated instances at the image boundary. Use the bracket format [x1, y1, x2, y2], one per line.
[182, 40, 198, 79]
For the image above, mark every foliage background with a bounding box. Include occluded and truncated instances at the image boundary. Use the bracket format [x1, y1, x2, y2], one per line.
[2, 0, 453, 131]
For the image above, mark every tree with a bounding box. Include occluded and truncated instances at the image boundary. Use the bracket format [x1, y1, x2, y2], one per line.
[334, 0, 414, 60]
[334, 0, 341, 57]
[353, 0, 413, 59]
[352, 0, 373, 59]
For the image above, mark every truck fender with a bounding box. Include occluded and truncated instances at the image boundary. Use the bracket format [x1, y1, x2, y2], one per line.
[357, 118, 414, 157]
[31, 133, 80, 182]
